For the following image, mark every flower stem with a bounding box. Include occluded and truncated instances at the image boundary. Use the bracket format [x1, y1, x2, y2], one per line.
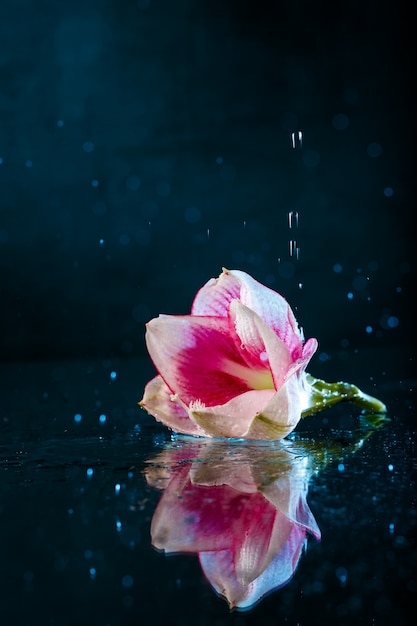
[302, 374, 387, 418]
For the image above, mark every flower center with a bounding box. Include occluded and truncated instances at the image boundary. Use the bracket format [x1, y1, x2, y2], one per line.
[221, 358, 275, 391]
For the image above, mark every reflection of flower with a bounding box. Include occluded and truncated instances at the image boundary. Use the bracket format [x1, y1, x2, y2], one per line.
[145, 438, 321, 610]
[140, 269, 386, 440]
[140, 268, 318, 440]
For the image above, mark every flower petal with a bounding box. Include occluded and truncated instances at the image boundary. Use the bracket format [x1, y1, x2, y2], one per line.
[260, 473, 321, 540]
[229, 299, 292, 390]
[145, 314, 267, 407]
[189, 374, 308, 440]
[191, 269, 241, 317]
[243, 374, 306, 440]
[192, 269, 305, 358]
[140, 375, 206, 437]
[189, 389, 276, 438]
[199, 522, 306, 610]
[151, 477, 268, 554]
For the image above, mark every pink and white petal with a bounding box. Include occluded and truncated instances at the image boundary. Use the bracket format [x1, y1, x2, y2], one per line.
[145, 314, 257, 407]
[199, 549, 246, 608]
[229, 299, 292, 390]
[233, 508, 293, 586]
[231, 524, 307, 610]
[191, 269, 242, 317]
[189, 389, 276, 439]
[243, 375, 305, 440]
[152, 478, 266, 554]
[151, 476, 234, 553]
[302, 337, 318, 363]
[199, 521, 304, 610]
[227, 269, 304, 358]
[281, 339, 318, 388]
[140, 375, 206, 437]
[260, 475, 321, 540]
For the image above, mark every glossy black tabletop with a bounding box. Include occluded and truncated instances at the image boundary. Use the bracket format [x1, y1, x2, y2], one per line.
[1, 355, 415, 626]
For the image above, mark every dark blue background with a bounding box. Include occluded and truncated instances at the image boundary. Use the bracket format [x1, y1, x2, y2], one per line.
[0, 0, 414, 366]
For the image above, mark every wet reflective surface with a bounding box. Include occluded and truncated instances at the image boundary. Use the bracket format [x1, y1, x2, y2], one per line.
[1, 356, 416, 625]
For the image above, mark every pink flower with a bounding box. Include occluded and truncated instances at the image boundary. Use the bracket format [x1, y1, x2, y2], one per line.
[140, 269, 318, 440]
[145, 439, 321, 610]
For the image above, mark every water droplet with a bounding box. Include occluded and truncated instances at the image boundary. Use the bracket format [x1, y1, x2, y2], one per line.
[389, 522, 394, 534]
[99, 238, 104, 246]
[0, 157, 3, 165]
[298, 282, 303, 289]
[116, 520, 122, 532]
[381, 315, 399, 329]
[289, 240, 298, 257]
[288, 211, 299, 229]
[215, 156, 223, 164]
[99, 414, 107, 424]
[347, 292, 353, 300]
[338, 463, 345, 472]
[366, 326, 373, 334]
[207, 228, 210, 239]
[384, 186, 394, 197]
[25, 159, 33, 168]
[115, 483, 121, 495]
[89, 567, 96, 579]
[243, 220, 246, 228]
[83, 141, 94, 153]
[110, 371, 117, 381]
[57, 119, 64, 127]
[388, 463, 394, 471]
[91, 179, 99, 188]
[122, 575, 134, 589]
[336, 566, 348, 584]
[291, 130, 303, 149]
[333, 263, 343, 273]
[74, 413, 82, 423]
[86, 468, 94, 478]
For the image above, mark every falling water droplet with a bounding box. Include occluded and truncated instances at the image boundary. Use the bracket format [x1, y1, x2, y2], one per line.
[291, 131, 303, 149]
[207, 228, 210, 239]
[298, 282, 303, 289]
[289, 240, 298, 257]
[243, 220, 246, 228]
[288, 211, 299, 229]
[99, 238, 104, 246]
